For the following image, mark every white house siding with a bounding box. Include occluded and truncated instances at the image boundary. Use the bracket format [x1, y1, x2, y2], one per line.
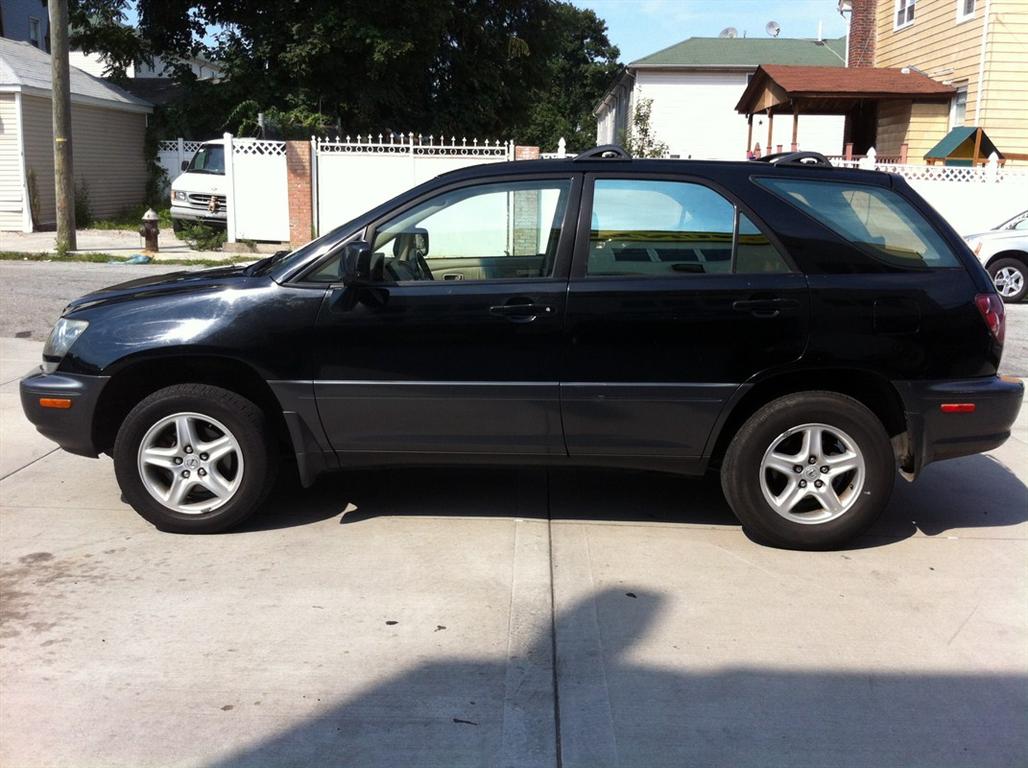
[0, 94, 26, 232]
[628, 71, 845, 160]
[21, 94, 148, 226]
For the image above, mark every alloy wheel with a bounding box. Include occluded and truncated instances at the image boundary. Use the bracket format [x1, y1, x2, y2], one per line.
[993, 266, 1024, 299]
[136, 412, 244, 514]
[759, 422, 866, 524]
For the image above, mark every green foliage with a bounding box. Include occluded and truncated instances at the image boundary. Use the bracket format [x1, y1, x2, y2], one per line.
[74, 179, 93, 228]
[92, 205, 173, 231]
[178, 223, 227, 252]
[623, 98, 668, 159]
[71, 0, 622, 149]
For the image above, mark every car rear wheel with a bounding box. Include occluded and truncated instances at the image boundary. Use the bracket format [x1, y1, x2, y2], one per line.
[113, 384, 277, 533]
[721, 392, 895, 550]
[987, 257, 1027, 303]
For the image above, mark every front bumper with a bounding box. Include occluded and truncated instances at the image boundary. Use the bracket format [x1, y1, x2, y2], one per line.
[896, 375, 1024, 477]
[20, 369, 110, 457]
[170, 205, 227, 227]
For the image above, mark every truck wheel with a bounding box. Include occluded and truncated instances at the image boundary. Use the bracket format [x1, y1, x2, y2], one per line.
[987, 257, 1027, 303]
[171, 219, 186, 235]
[721, 392, 895, 550]
[113, 384, 278, 533]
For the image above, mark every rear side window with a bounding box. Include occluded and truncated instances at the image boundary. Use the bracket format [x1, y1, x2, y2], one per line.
[756, 178, 959, 269]
[586, 179, 791, 277]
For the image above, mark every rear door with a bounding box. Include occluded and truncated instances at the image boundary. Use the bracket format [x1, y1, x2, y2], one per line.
[561, 173, 810, 459]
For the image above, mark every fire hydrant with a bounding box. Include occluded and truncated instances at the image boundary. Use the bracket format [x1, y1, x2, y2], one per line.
[139, 208, 160, 252]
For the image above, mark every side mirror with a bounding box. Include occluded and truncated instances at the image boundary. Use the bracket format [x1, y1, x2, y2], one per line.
[180, 160, 189, 171]
[340, 241, 373, 285]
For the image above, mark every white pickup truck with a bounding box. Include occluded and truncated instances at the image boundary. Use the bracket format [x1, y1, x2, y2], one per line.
[170, 140, 228, 232]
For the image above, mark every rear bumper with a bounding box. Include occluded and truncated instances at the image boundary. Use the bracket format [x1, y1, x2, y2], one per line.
[20, 369, 110, 457]
[896, 375, 1024, 476]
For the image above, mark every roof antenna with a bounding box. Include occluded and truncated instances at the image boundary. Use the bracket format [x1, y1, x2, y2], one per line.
[766, 20, 781, 37]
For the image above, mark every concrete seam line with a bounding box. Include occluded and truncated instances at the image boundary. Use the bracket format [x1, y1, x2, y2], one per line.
[0, 448, 59, 483]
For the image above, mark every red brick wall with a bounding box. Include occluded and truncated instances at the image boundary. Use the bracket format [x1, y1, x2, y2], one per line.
[848, 0, 876, 68]
[285, 140, 312, 247]
[514, 145, 540, 160]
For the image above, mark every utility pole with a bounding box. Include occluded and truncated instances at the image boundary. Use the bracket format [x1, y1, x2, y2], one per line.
[49, 0, 76, 252]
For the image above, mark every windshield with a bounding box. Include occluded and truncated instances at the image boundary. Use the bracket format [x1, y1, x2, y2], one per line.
[997, 211, 1028, 231]
[187, 145, 225, 175]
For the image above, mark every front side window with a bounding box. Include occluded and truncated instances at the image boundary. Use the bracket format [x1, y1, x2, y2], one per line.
[187, 145, 225, 175]
[308, 179, 571, 283]
[756, 178, 959, 270]
[585, 179, 791, 277]
[895, 0, 915, 27]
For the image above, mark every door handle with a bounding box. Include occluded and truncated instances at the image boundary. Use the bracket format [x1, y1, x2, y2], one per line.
[732, 298, 799, 318]
[489, 302, 553, 323]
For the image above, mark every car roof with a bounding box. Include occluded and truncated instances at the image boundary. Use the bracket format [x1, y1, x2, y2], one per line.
[431, 156, 893, 185]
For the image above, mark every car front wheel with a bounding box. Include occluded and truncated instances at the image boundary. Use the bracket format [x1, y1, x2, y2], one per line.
[721, 392, 895, 550]
[113, 384, 277, 533]
[987, 257, 1027, 303]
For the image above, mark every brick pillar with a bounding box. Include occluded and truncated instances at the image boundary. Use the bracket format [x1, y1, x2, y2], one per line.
[514, 145, 540, 160]
[847, 0, 876, 68]
[285, 141, 312, 247]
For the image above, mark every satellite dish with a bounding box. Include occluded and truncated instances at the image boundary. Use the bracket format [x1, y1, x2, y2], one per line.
[719, 27, 738, 38]
[766, 20, 781, 37]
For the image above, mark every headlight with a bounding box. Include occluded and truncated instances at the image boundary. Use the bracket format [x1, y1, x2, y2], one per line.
[42, 318, 89, 372]
[173, 190, 188, 201]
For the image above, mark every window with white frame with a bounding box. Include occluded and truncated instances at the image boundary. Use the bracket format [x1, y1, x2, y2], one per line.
[950, 84, 968, 128]
[895, 0, 915, 28]
[28, 17, 42, 48]
[957, 0, 975, 21]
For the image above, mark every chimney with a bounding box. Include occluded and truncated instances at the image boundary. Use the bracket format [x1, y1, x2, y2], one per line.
[846, 0, 876, 68]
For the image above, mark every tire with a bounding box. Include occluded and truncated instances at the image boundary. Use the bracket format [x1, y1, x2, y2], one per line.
[113, 384, 278, 533]
[987, 257, 1027, 303]
[721, 392, 895, 550]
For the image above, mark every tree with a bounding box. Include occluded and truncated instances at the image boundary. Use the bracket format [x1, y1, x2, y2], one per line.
[70, 0, 621, 147]
[622, 97, 668, 158]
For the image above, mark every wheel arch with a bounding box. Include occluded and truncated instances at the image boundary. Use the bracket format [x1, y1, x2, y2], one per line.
[984, 250, 1028, 268]
[93, 353, 292, 456]
[706, 368, 908, 470]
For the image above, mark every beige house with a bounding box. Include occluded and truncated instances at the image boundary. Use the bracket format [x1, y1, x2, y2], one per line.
[0, 38, 152, 232]
[872, 0, 1027, 162]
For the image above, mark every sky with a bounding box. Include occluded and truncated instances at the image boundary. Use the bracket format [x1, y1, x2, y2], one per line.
[571, 0, 850, 63]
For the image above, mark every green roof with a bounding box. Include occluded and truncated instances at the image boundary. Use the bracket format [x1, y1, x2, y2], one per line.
[925, 126, 1004, 160]
[630, 36, 847, 68]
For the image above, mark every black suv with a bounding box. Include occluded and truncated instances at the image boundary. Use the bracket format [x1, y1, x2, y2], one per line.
[21, 148, 1023, 549]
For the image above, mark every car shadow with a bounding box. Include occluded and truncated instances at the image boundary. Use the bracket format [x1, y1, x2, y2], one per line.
[239, 453, 1026, 547]
[201, 586, 1027, 768]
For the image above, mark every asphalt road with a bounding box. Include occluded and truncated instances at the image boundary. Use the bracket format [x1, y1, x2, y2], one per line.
[2, 260, 1027, 376]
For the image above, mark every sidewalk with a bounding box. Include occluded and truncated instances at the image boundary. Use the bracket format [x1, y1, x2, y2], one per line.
[0, 227, 247, 262]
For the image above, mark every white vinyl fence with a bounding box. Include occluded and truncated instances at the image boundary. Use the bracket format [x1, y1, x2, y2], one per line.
[224, 135, 290, 242]
[313, 134, 514, 234]
[156, 139, 203, 190]
[833, 149, 1028, 235]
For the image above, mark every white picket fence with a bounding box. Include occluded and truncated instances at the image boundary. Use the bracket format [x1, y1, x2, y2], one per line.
[831, 148, 1028, 234]
[313, 134, 514, 234]
[156, 139, 204, 189]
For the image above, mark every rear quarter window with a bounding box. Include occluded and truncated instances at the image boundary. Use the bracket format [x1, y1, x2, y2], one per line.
[755, 177, 959, 270]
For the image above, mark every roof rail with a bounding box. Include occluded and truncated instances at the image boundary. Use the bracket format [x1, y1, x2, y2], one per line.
[756, 151, 833, 168]
[574, 144, 632, 161]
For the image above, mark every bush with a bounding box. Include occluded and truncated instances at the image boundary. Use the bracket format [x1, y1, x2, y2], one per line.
[75, 180, 93, 228]
[179, 223, 227, 251]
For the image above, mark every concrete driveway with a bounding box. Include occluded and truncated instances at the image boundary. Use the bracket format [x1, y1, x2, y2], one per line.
[1, 338, 1025, 768]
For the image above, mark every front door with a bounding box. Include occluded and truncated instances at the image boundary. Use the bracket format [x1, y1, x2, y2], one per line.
[561, 174, 810, 459]
[310, 174, 580, 457]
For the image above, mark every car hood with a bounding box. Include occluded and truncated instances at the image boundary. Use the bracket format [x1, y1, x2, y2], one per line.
[963, 229, 1025, 242]
[64, 264, 253, 313]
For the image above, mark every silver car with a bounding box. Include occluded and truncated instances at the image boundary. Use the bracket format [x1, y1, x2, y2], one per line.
[964, 210, 1028, 303]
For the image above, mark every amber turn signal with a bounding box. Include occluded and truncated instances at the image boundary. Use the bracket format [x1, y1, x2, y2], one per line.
[39, 398, 72, 409]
